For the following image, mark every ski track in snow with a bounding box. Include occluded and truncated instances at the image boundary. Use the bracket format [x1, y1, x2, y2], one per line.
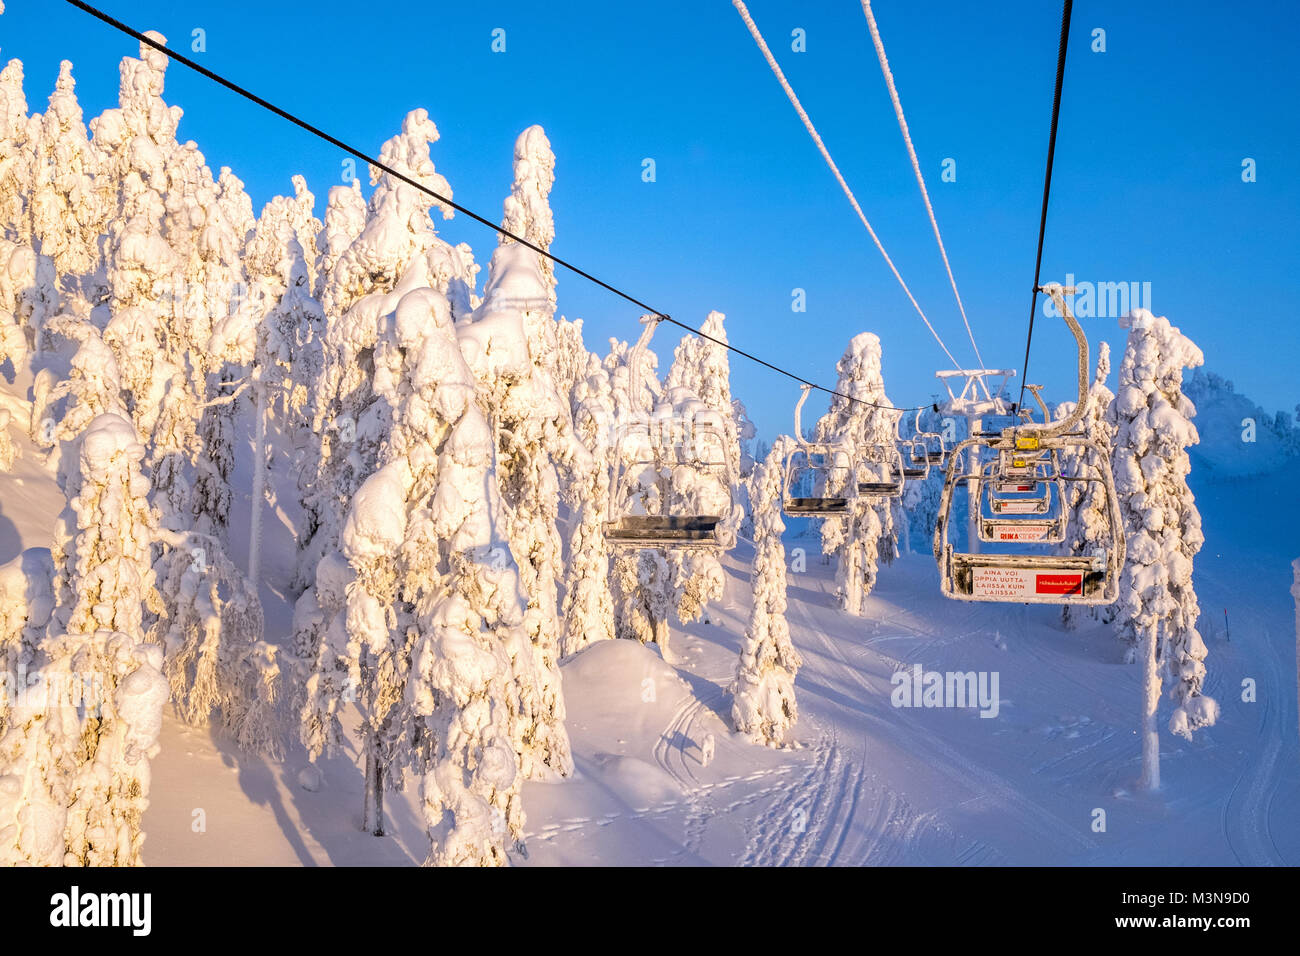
[790, 568, 1098, 862]
[1217, 607, 1287, 866]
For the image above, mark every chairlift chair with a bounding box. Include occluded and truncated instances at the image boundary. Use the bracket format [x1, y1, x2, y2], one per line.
[781, 385, 860, 517]
[893, 412, 930, 480]
[909, 406, 948, 467]
[932, 285, 1125, 605]
[856, 412, 906, 497]
[976, 470, 1066, 544]
[857, 445, 906, 497]
[606, 316, 739, 551]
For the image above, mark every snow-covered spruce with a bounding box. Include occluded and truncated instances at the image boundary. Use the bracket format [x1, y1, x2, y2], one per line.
[732, 440, 802, 746]
[900, 406, 948, 553]
[29, 60, 100, 283]
[817, 332, 899, 615]
[0, 548, 55, 741]
[296, 109, 478, 596]
[0, 414, 167, 865]
[559, 344, 616, 658]
[457, 125, 590, 779]
[0, 54, 32, 245]
[1109, 309, 1218, 790]
[604, 329, 674, 649]
[664, 311, 741, 628]
[304, 284, 533, 864]
[1057, 341, 1117, 629]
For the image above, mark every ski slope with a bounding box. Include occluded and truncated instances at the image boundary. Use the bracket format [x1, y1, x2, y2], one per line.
[1, 363, 1295, 867]
[148, 488, 1300, 865]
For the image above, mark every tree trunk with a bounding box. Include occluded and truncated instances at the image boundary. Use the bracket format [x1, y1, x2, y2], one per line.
[373, 758, 385, 837]
[1139, 622, 1161, 791]
[248, 379, 268, 588]
[362, 748, 373, 832]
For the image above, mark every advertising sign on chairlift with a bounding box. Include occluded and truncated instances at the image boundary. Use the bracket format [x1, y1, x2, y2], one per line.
[984, 522, 1055, 542]
[989, 498, 1049, 515]
[971, 566, 1084, 599]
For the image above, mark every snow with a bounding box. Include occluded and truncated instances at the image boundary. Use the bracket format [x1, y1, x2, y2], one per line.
[0, 28, 1294, 869]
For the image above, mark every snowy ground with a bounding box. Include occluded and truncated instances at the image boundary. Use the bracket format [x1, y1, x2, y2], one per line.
[2, 365, 1295, 867]
[146, 486, 1300, 866]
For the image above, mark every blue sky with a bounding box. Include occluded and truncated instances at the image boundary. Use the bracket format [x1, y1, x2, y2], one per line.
[4, 0, 1297, 440]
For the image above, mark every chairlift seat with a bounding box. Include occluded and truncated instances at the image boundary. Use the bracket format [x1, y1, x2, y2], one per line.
[606, 514, 722, 547]
[784, 496, 849, 515]
[857, 480, 903, 497]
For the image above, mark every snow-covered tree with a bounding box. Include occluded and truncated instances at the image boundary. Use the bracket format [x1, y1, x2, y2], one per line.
[817, 332, 899, 615]
[0, 414, 169, 866]
[455, 127, 589, 779]
[321, 108, 461, 317]
[0, 236, 55, 363]
[663, 313, 741, 627]
[1109, 309, 1218, 790]
[28, 60, 99, 281]
[0, 407, 16, 471]
[498, 124, 556, 320]
[1059, 341, 1117, 629]
[0, 55, 32, 243]
[733, 440, 801, 746]
[604, 331, 677, 650]
[303, 284, 533, 862]
[314, 178, 365, 302]
[0, 548, 55, 741]
[900, 405, 946, 552]
[611, 547, 674, 647]
[554, 316, 593, 416]
[246, 174, 321, 297]
[299, 110, 479, 593]
[559, 357, 615, 658]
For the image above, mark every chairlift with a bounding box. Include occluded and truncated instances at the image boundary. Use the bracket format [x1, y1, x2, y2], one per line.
[781, 385, 859, 516]
[606, 316, 738, 551]
[856, 411, 906, 498]
[909, 406, 948, 467]
[977, 472, 1066, 544]
[933, 284, 1125, 605]
[894, 412, 930, 480]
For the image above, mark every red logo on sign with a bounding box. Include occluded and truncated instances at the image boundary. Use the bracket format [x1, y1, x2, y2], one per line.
[1035, 574, 1083, 595]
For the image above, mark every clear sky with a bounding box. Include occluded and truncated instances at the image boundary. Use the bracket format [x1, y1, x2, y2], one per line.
[3, 0, 1297, 440]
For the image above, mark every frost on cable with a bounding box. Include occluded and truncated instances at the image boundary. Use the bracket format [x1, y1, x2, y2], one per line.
[1109, 309, 1218, 753]
[816, 332, 899, 615]
[733, 440, 801, 747]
